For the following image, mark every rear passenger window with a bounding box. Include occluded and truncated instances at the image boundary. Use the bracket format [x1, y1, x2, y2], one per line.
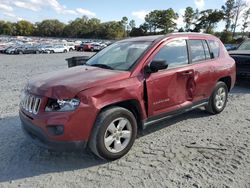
[153, 39, 188, 68]
[202, 40, 211, 59]
[189, 40, 206, 62]
[208, 40, 220, 58]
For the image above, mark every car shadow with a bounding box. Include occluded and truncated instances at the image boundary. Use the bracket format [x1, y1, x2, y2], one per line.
[0, 115, 106, 183]
[0, 109, 210, 183]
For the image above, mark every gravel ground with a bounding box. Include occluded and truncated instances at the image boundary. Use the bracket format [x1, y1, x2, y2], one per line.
[0, 52, 250, 188]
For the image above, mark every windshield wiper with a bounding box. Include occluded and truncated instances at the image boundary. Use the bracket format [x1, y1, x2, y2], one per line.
[90, 64, 114, 70]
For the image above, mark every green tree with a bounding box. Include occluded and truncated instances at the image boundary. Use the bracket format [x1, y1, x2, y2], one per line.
[220, 31, 233, 43]
[98, 21, 124, 39]
[194, 9, 224, 33]
[63, 16, 89, 38]
[15, 20, 34, 36]
[121, 16, 128, 37]
[140, 23, 150, 34]
[178, 27, 185, 32]
[241, 8, 250, 37]
[183, 7, 195, 31]
[86, 18, 101, 38]
[129, 20, 136, 29]
[0, 21, 6, 35]
[36, 19, 65, 37]
[145, 9, 178, 34]
[232, 0, 246, 37]
[129, 27, 145, 36]
[145, 11, 158, 33]
[0, 21, 15, 35]
[222, 0, 235, 32]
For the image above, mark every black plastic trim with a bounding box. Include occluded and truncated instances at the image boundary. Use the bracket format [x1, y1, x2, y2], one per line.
[143, 99, 208, 128]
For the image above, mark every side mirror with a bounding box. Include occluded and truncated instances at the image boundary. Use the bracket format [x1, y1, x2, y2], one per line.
[147, 60, 168, 73]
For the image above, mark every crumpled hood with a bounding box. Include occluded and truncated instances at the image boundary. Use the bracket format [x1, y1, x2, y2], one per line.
[27, 65, 130, 99]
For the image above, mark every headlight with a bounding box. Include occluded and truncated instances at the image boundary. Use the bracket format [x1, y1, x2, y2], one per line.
[45, 98, 80, 112]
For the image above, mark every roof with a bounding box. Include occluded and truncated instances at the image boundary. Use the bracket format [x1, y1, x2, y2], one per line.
[119, 35, 164, 42]
[119, 32, 218, 43]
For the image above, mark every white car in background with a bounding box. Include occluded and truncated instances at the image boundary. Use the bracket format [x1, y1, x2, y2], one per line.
[63, 43, 75, 52]
[40, 44, 68, 53]
[52, 44, 68, 53]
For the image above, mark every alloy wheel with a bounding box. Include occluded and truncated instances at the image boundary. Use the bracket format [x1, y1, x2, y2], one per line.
[215, 87, 226, 110]
[104, 117, 132, 153]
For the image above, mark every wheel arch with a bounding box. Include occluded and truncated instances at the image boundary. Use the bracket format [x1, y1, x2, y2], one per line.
[99, 99, 144, 130]
[218, 76, 232, 91]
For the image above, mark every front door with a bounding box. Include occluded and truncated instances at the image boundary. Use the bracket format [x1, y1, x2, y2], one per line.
[145, 39, 195, 117]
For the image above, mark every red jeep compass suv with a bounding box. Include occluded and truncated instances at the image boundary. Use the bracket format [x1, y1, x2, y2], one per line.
[19, 33, 236, 160]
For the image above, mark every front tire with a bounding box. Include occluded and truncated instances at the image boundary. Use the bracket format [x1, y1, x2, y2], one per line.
[89, 107, 137, 160]
[206, 81, 228, 114]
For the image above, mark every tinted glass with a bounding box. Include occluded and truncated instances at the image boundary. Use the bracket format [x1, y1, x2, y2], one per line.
[208, 40, 220, 58]
[153, 39, 188, 68]
[189, 40, 206, 62]
[237, 40, 250, 50]
[202, 40, 211, 59]
[86, 41, 151, 71]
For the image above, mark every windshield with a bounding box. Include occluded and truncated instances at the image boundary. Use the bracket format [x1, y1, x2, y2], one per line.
[237, 40, 250, 50]
[86, 41, 151, 71]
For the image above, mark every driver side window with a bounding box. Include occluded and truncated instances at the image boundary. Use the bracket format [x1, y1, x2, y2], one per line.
[153, 39, 189, 68]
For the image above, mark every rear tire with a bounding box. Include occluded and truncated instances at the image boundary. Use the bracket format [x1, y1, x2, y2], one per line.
[206, 81, 228, 114]
[89, 107, 137, 160]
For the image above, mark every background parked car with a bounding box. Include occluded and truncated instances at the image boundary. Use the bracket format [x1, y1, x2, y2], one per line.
[75, 42, 86, 51]
[82, 43, 94, 51]
[52, 44, 68, 53]
[15, 44, 40, 54]
[5, 46, 19, 54]
[224, 44, 239, 51]
[38, 44, 54, 53]
[38, 44, 67, 53]
[0, 45, 10, 53]
[63, 43, 75, 51]
[91, 42, 107, 51]
[229, 39, 250, 79]
[0, 36, 111, 55]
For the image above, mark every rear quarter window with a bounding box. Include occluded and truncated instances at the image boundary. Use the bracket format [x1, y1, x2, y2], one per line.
[208, 40, 220, 58]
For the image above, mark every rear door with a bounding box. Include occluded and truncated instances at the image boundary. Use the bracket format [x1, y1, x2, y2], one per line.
[187, 39, 214, 101]
[145, 38, 196, 117]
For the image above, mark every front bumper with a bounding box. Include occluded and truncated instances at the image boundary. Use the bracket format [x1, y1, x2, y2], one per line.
[20, 111, 87, 151]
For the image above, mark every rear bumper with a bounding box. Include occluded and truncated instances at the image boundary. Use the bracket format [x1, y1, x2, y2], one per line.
[19, 111, 87, 151]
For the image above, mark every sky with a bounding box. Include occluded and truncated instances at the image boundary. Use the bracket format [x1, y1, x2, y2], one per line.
[0, 0, 250, 31]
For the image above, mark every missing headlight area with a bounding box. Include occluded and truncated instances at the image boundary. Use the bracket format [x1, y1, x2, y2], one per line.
[45, 98, 80, 112]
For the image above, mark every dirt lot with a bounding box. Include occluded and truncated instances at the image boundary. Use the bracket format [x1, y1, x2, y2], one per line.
[0, 52, 250, 188]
